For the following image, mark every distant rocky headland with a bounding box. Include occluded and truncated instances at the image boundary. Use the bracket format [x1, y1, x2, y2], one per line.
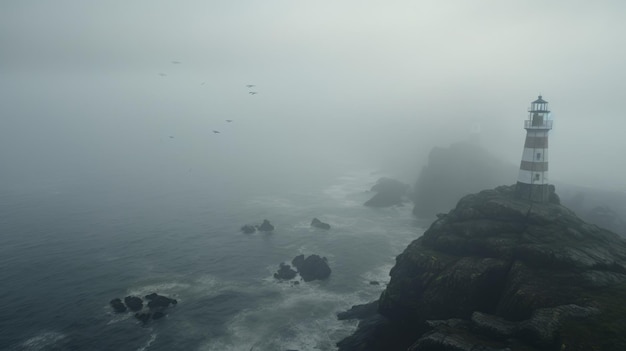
[411, 141, 626, 237]
[338, 184, 626, 350]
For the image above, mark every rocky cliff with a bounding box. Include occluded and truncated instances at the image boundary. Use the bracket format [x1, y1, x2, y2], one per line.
[339, 185, 626, 351]
[412, 142, 517, 218]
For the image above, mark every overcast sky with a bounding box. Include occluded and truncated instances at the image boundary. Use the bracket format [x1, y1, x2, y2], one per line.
[1, 1, 625, 193]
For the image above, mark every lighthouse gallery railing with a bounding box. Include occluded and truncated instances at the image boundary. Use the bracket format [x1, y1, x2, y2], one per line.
[524, 120, 553, 129]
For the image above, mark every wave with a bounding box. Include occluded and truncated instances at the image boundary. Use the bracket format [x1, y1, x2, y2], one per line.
[12, 331, 66, 351]
[136, 333, 157, 351]
[196, 283, 365, 351]
[196, 260, 394, 351]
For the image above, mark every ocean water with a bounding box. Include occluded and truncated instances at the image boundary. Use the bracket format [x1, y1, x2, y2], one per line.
[0, 170, 425, 351]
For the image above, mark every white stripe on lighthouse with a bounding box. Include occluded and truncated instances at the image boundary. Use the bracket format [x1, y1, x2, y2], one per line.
[517, 169, 549, 184]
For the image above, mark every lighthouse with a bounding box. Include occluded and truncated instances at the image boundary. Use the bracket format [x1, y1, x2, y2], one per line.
[515, 95, 553, 202]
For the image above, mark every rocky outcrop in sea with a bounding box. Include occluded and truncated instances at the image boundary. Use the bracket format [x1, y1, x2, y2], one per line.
[364, 178, 411, 208]
[338, 184, 626, 350]
[110, 293, 178, 324]
[311, 218, 331, 230]
[257, 219, 275, 232]
[292, 254, 331, 282]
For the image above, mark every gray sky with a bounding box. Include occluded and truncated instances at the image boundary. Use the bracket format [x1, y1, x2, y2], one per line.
[1, 1, 626, 193]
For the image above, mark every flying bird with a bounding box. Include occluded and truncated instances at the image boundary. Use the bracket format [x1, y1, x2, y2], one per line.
[213, 130, 220, 134]
[200, 82, 205, 85]
[171, 61, 181, 64]
[226, 120, 233, 123]
[248, 92, 258, 95]
[169, 135, 174, 139]
[158, 73, 167, 77]
[246, 84, 255, 88]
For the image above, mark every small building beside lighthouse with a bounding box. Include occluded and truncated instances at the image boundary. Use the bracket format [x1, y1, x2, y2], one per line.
[515, 95, 553, 202]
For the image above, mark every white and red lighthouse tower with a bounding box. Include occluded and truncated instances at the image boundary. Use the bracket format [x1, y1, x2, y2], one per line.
[515, 95, 553, 202]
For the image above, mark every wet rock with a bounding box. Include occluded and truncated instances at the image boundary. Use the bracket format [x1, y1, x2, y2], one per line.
[124, 296, 143, 312]
[274, 262, 297, 280]
[338, 184, 626, 350]
[337, 301, 379, 320]
[134, 312, 151, 324]
[364, 178, 410, 207]
[257, 219, 274, 232]
[470, 312, 517, 340]
[241, 224, 256, 234]
[146, 294, 177, 310]
[152, 311, 165, 320]
[291, 254, 331, 282]
[109, 298, 127, 313]
[311, 218, 331, 230]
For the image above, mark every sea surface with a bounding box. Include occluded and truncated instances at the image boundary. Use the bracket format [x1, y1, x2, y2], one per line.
[0, 169, 426, 351]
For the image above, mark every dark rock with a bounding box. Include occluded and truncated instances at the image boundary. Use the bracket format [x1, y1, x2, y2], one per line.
[338, 184, 626, 350]
[147, 294, 177, 310]
[470, 312, 517, 340]
[110, 298, 127, 313]
[124, 296, 143, 312]
[311, 218, 331, 230]
[409, 330, 509, 351]
[292, 254, 305, 269]
[274, 262, 297, 280]
[257, 219, 274, 232]
[337, 301, 379, 320]
[369, 281, 380, 286]
[241, 224, 256, 234]
[144, 293, 157, 300]
[152, 311, 165, 320]
[364, 178, 410, 207]
[516, 304, 599, 349]
[135, 312, 151, 324]
[291, 254, 331, 282]
[547, 184, 560, 204]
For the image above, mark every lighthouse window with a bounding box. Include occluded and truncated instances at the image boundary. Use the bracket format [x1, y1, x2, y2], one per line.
[535, 173, 540, 181]
[536, 153, 541, 160]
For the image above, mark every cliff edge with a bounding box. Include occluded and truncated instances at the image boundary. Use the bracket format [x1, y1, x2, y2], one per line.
[339, 185, 626, 351]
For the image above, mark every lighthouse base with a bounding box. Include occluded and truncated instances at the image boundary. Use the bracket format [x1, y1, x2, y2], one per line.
[515, 182, 555, 203]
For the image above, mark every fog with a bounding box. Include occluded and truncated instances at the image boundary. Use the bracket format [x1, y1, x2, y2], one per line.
[2, 0, 626, 198]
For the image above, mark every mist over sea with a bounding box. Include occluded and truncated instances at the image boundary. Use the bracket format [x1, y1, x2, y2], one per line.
[0, 168, 425, 351]
[4, 2, 626, 350]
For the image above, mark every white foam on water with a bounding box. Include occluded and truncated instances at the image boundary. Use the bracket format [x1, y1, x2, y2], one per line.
[198, 277, 373, 351]
[135, 332, 157, 351]
[105, 275, 227, 324]
[126, 281, 190, 302]
[106, 309, 134, 325]
[16, 331, 66, 351]
[125, 274, 225, 300]
[360, 263, 394, 286]
[292, 219, 315, 230]
[321, 170, 380, 207]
